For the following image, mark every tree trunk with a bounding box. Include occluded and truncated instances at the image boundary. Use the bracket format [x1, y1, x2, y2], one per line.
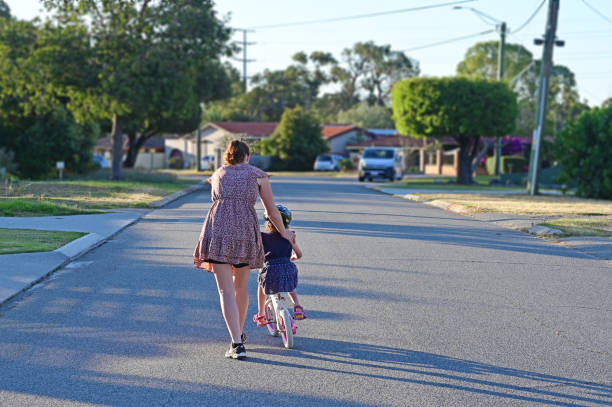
[123, 133, 149, 168]
[110, 114, 124, 180]
[456, 136, 480, 184]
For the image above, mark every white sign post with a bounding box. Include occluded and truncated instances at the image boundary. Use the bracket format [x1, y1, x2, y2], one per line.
[56, 161, 65, 180]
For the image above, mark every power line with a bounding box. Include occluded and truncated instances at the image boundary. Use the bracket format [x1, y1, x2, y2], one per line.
[247, 0, 476, 30]
[581, 0, 612, 26]
[401, 29, 495, 52]
[512, 0, 546, 33]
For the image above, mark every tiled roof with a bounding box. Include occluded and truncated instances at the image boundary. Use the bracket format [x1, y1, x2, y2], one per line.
[209, 122, 278, 138]
[322, 125, 360, 140]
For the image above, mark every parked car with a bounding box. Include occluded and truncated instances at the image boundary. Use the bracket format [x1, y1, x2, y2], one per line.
[313, 154, 344, 171]
[358, 147, 404, 182]
[93, 153, 108, 168]
[200, 154, 215, 170]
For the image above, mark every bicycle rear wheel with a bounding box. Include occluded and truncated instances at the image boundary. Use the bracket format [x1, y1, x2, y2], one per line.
[278, 308, 294, 349]
[265, 301, 279, 336]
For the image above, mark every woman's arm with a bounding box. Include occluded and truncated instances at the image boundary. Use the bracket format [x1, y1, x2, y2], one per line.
[258, 177, 294, 241]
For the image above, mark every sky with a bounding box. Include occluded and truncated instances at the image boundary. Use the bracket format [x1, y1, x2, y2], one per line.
[7, 0, 612, 107]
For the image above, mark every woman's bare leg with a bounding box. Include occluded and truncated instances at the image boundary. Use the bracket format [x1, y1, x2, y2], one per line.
[212, 263, 241, 343]
[233, 266, 250, 335]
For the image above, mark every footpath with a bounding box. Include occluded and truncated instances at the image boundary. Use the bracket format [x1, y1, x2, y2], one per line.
[371, 185, 612, 262]
[0, 183, 206, 305]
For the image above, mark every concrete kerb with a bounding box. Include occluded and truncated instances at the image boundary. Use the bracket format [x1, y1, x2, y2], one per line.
[148, 182, 207, 208]
[0, 181, 209, 307]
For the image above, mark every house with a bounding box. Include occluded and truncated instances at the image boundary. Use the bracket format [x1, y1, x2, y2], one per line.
[94, 136, 166, 169]
[167, 122, 374, 170]
[321, 125, 373, 155]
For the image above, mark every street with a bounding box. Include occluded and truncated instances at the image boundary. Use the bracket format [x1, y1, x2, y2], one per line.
[0, 176, 610, 406]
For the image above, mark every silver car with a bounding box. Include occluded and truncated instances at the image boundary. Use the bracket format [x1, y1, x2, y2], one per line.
[313, 154, 344, 171]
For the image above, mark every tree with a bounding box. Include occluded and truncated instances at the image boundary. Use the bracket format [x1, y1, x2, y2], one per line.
[392, 77, 517, 184]
[258, 106, 328, 171]
[0, 17, 98, 179]
[603, 97, 612, 108]
[0, 0, 9, 19]
[555, 106, 612, 199]
[330, 42, 419, 109]
[38, 0, 232, 179]
[457, 41, 533, 81]
[457, 41, 587, 136]
[335, 102, 394, 129]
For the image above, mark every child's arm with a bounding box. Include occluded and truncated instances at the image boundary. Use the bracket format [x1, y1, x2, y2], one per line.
[290, 235, 302, 261]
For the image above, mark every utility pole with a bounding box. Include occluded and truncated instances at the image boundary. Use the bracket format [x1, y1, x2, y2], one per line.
[232, 28, 255, 92]
[527, 0, 562, 195]
[494, 21, 507, 176]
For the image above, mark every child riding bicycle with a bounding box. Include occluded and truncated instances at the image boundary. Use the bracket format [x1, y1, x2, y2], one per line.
[253, 204, 307, 327]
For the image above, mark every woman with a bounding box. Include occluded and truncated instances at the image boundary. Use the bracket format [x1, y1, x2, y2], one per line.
[193, 140, 293, 360]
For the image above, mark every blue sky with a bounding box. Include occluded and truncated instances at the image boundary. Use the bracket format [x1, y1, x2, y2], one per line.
[7, 0, 612, 106]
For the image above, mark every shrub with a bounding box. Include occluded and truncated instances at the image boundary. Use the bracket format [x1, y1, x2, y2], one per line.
[486, 155, 527, 175]
[555, 105, 612, 199]
[259, 106, 328, 171]
[338, 158, 354, 171]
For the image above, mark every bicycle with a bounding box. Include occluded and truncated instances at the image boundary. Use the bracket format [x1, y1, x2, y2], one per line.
[264, 292, 297, 349]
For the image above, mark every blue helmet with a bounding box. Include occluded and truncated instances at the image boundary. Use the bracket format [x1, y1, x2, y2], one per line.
[264, 204, 292, 227]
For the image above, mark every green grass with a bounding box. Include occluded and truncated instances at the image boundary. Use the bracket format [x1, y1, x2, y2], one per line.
[540, 216, 612, 237]
[0, 199, 102, 217]
[0, 228, 86, 254]
[0, 169, 198, 215]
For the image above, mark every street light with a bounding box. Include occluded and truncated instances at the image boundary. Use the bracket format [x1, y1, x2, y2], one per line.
[454, 6, 507, 176]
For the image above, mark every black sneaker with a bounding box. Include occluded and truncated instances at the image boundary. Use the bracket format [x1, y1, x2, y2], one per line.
[241, 333, 247, 344]
[225, 343, 246, 360]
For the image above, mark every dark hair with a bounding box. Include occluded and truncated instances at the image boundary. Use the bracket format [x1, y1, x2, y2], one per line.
[224, 140, 250, 165]
[265, 219, 289, 233]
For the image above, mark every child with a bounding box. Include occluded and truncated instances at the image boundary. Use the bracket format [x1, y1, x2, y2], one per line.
[253, 204, 307, 327]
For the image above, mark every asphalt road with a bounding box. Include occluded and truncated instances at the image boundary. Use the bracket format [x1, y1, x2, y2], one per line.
[1, 176, 610, 406]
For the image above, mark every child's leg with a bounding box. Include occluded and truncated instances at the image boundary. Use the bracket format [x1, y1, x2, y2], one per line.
[256, 284, 266, 317]
[288, 290, 300, 307]
[289, 290, 307, 320]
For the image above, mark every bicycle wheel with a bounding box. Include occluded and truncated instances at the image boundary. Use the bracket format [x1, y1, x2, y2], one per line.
[265, 301, 279, 336]
[278, 308, 294, 349]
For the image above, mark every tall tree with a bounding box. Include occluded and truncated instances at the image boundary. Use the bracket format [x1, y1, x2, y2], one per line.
[392, 77, 517, 184]
[38, 0, 233, 179]
[335, 102, 394, 129]
[0, 0, 9, 19]
[457, 41, 586, 135]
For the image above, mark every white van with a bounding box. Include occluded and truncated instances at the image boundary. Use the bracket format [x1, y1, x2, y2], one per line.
[358, 147, 404, 182]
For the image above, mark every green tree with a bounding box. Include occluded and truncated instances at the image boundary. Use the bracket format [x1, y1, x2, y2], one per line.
[36, 0, 232, 179]
[601, 97, 612, 108]
[259, 106, 328, 171]
[555, 106, 612, 199]
[0, 18, 98, 179]
[457, 41, 533, 81]
[335, 102, 394, 129]
[0, 0, 9, 19]
[392, 77, 517, 184]
[457, 41, 587, 136]
[331, 42, 419, 109]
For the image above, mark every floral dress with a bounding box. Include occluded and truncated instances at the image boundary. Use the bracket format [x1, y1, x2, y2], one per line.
[193, 163, 268, 272]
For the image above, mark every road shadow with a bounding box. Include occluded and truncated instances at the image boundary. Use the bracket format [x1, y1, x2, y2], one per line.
[250, 337, 612, 407]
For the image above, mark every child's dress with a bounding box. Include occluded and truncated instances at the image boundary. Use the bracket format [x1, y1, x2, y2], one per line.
[259, 231, 298, 294]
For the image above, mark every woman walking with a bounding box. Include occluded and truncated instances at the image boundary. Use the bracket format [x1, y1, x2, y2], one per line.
[193, 140, 293, 360]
